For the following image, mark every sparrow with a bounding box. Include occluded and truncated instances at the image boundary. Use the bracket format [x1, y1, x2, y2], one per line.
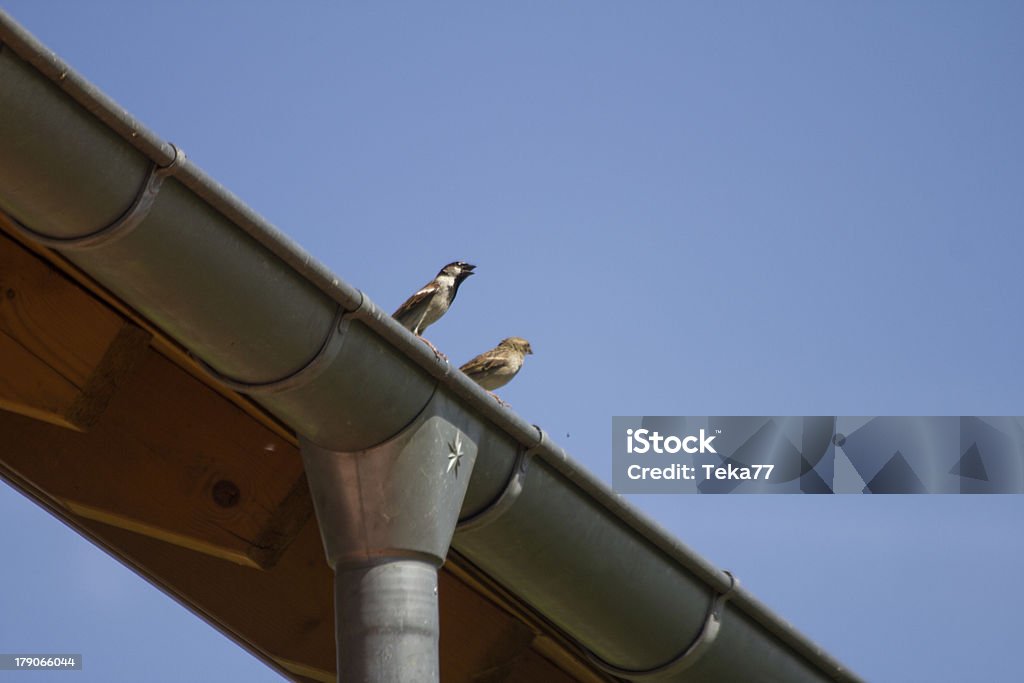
[393, 261, 475, 357]
[460, 337, 534, 402]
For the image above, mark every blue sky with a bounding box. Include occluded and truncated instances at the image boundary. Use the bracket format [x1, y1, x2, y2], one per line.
[2, 2, 1023, 681]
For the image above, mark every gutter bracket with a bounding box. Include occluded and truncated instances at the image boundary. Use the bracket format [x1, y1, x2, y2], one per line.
[4, 144, 184, 250]
[192, 305, 348, 394]
[455, 425, 545, 533]
[585, 571, 739, 681]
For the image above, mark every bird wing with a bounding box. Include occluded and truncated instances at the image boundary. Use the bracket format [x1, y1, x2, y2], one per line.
[393, 282, 439, 321]
[459, 351, 510, 379]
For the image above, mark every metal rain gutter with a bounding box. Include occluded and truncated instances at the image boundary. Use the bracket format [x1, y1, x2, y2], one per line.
[0, 11, 862, 683]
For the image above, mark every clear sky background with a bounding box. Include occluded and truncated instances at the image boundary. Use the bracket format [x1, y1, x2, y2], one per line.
[1, 2, 1023, 682]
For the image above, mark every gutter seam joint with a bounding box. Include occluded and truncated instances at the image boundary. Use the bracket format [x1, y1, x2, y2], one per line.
[454, 433, 544, 533]
[346, 294, 454, 379]
[584, 570, 740, 681]
[4, 143, 184, 251]
[192, 304, 347, 395]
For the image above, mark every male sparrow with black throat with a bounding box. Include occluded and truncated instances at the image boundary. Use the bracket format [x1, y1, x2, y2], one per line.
[393, 261, 475, 356]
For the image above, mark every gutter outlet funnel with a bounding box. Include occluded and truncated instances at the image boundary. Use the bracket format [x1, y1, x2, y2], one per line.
[300, 391, 481, 682]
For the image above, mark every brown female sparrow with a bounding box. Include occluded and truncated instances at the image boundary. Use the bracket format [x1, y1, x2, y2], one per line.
[460, 337, 533, 402]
